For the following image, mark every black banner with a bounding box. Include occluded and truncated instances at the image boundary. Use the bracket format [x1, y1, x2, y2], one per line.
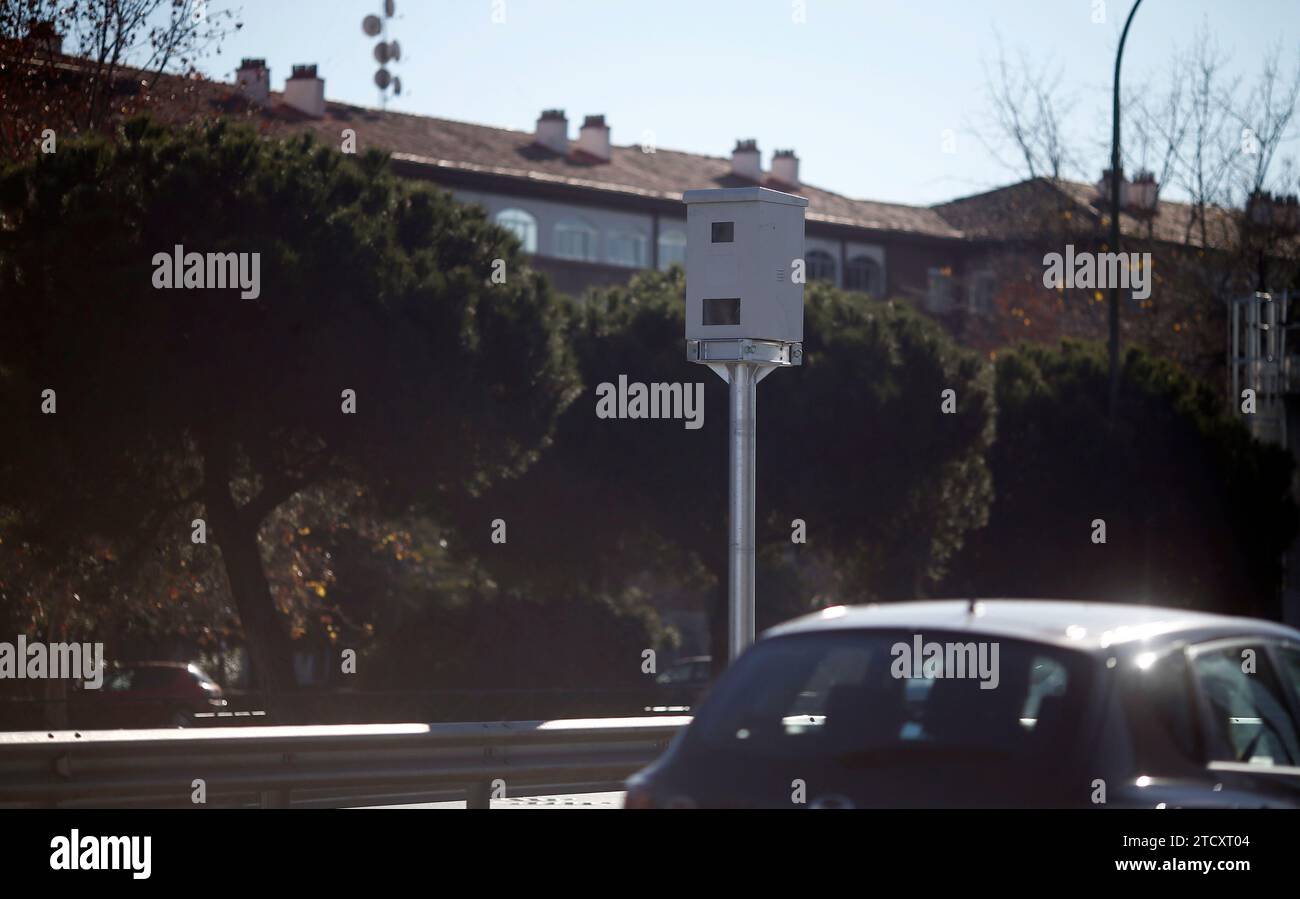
[1, 809, 1283, 885]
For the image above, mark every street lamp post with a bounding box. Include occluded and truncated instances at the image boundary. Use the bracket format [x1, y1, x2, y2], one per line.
[1108, 0, 1145, 419]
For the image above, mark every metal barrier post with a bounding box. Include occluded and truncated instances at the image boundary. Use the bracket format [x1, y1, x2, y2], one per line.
[466, 780, 492, 810]
[260, 788, 290, 808]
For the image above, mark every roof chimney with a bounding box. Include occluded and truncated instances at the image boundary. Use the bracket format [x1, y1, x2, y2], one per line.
[731, 139, 761, 181]
[770, 149, 800, 188]
[1095, 166, 1128, 210]
[284, 64, 325, 118]
[534, 109, 569, 155]
[25, 21, 63, 57]
[235, 58, 270, 106]
[576, 115, 611, 162]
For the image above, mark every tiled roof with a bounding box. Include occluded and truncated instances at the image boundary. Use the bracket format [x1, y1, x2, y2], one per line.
[1053, 179, 1240, 250]
[294, 91, 1239, 250]
[247, 95, 965, 239]
[932, 179, 1081, 238]
[935, 176, 1243, 251]
[14, 50, 947, 238]
[12, 50, 1255, 251]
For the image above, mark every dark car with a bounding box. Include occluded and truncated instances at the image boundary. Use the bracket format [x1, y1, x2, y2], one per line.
[625, 600, 1300, 808]
[651, 655, 713, 710]
[72, 661, 227, 728]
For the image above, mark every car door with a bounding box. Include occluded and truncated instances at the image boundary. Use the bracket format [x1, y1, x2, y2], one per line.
[1186, 637, 1300, 804]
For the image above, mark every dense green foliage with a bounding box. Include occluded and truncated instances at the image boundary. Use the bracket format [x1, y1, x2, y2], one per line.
[0, 118, 579, 700]
[945, 340, 1298, 617]
[451, 270, 997, 664]
[3, 118, 1293, 719]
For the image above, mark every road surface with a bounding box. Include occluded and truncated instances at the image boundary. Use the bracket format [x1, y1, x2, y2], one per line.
[363, 791, 625, 809]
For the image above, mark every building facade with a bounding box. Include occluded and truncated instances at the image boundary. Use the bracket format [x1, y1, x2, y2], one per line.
[228, 59, 974, 316]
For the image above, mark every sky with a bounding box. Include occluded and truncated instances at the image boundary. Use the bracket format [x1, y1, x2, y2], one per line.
[184, 0, 1299, 207]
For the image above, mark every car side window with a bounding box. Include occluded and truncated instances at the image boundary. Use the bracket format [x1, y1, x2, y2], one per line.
[1021, 655, 1069, 720]
[1277, 646, 1300, 701]
[1191, 644, 1300, 767]
[787, 646, 873, 718]
[1122, 650, 1201, 769]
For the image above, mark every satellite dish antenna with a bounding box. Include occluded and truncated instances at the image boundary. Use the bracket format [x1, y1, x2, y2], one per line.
[366, 3, 402, 109]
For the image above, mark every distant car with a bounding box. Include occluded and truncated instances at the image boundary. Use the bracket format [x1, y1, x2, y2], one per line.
[651, 655, 713, 709]
[73, 661, 227, 728]
[625, 600, 1300, 808]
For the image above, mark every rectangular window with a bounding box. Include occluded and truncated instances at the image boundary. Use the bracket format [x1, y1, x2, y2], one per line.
[970, 271, 996, 315]
[927, 267, 953, 295]
[606, 232, 648, 268]
[926, 266, 956, 312]
[702, 297, 741, 326]
[711, 221, 734, 243]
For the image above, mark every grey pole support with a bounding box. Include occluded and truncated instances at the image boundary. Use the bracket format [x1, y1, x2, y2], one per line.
[688, 339, 800, 664]
[727, 363, 758, 661]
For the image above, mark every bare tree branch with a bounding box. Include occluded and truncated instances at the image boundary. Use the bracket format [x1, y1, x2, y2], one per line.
[974, 34, 1080, 182]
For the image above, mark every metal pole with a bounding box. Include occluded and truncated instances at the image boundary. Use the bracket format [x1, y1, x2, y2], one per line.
[1232, 298, 1240, 410]
[1249, 297, 1259, 391]
[727, 363, 758, 661]
[1108, 0, 1144, 419]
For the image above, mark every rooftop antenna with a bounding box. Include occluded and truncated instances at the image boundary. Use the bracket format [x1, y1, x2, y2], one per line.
[362, 0, 402, 110]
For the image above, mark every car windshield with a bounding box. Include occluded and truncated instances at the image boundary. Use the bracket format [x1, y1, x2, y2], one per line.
[692, 630, 1093, 764]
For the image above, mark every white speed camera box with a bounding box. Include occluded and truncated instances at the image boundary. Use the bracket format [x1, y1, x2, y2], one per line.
[683, 186, 808, 343]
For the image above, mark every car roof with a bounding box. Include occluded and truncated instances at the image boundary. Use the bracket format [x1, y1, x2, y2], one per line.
[763, 599, 1300, 655]
[118, 661, 195, 671]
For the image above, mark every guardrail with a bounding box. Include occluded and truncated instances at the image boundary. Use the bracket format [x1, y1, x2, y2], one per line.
[0, 686, 702, 730]
[0, 716, 691, 809]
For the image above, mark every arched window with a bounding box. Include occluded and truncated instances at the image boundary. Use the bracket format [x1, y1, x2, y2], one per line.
[845, 255, 882, 295]
[554, 217, 599, 262]
[606, 230, 649, 267]
[657, 229, 687, 270]
[806, 249, 836, 284]
[494, 208, 537, 254]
